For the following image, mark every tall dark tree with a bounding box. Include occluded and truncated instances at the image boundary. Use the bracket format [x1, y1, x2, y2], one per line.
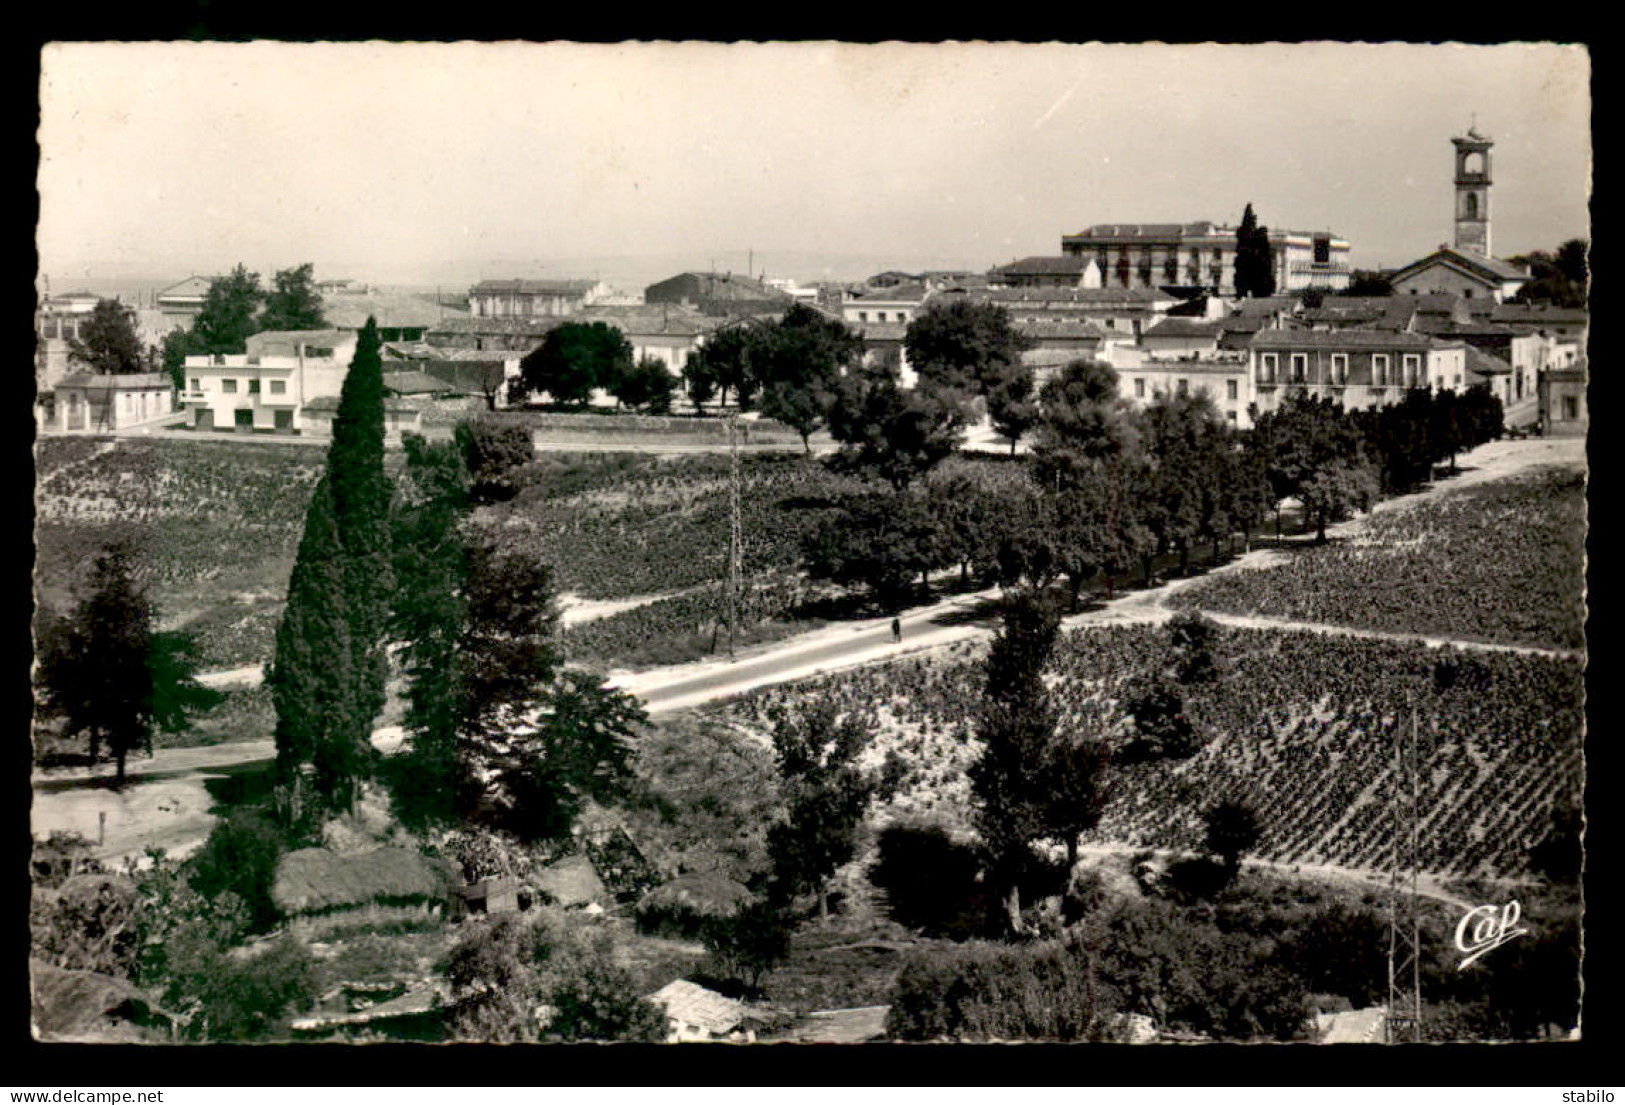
[1204, 798, 1263, 882]
[969, 591, 1062, 935]
[258, 263, 328, 333]
[191, 265, 265, 355]
[160, 328, 203, 391]
[69, 299, 150, 375]
[517, 321, 633, 407]
[268, 476, 358, 815]
[1233, 204, 1277, 299]
[764, 699, 877, 919]
[328, 319, 396, 766]
[269, 318, 395, 815]
[39, 545, 215, 787]
[389, 434, 471, 827]
[456, 418, 534, 504]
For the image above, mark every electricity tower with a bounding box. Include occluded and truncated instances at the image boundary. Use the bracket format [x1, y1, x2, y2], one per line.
[1385, 690, 1424, 1044]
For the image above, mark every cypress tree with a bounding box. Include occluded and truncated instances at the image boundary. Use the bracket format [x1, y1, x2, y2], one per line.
[328, 318, 396, 781]
[268, 475, 357, 814]
[1234, 203, 1278, 299]
[269, 317, 394, 816]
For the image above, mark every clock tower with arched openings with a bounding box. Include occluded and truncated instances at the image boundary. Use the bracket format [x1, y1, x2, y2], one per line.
[1453, 125, 1493, 257]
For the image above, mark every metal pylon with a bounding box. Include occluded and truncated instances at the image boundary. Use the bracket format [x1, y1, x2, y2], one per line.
[726, 413, 743, 659]
[1385, 691, 1424, 1043]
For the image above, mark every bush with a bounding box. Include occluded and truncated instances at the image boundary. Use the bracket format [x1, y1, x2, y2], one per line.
[192, 939, 317, 1041]
[188, 807, 286, 933]
[869, 823, 993, 938]
[888, 938, 1103, 1041]
[699, 897, 793, 994]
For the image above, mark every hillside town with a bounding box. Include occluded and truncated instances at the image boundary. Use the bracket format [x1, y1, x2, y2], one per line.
[31, 41, 1589, 1062]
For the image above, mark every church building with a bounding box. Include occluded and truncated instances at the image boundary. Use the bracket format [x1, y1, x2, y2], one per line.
[1389, 127, 1531, 303]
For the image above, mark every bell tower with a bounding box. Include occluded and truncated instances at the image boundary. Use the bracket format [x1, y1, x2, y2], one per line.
[1452, 124, 1493, 257]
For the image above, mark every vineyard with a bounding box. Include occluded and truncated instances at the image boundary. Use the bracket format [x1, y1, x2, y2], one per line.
[33, 438, 332, 669]
[722, 623, 1585, 879]
[1167, 466, 1587, 652]
[496, 451, 864, 601]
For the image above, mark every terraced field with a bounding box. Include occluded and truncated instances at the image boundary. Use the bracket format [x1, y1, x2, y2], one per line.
[724, 622, 1585, 879]
[1167, 466, 1587, 652]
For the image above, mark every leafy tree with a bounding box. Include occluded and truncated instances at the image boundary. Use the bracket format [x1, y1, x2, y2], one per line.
[1233, 204, 1277, 299]
[191, 265, 265, 355]
[455, 418, 533, 504]
[258, 263, 328, 333]
[1119, 673, 1201, 762]
[764, 698, 877, 919]
[459, 528, 562, 747]
[1031, 359, 1141, 490]
[826, 358, 966, 490]
[518, 321, 632, 407]
[969, 591, 1062, 935]
[1168, 610, 1224, 686]
[1298, 458, 1379, 543]
[69, 299, 150, 375]
[1203, 798, 1263, 881]
[1247, 392, 1368, 533]
[159, 328, 203, 390]
[700, 897, 793, 993]
[684, 325, 761, 410]
[1510, 239, 1588, 308]
[802, 488, 945, 612]
[188, 807, 286, 933]
[1341, 270, 1394, 297]
[904, 299, 1032, 403]
[610, 356, 678, 414]
[390, 434, 472, 828]
[756, 304, 862, 451]
[987, 364, 1041, 454]
[1139, 390, 1231, 578]
[39, 544, 215, 786]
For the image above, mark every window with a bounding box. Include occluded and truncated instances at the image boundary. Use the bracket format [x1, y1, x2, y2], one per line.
[1402, 354, 1421, 385]
[1563, 395, 1579, 420]
[248, 379, 261, 394]
[1177, 379, 1189, 395]
[1313, 235, 1332, 264]
[222, 379, 238, 393]
[1373, 354, 1390, 386]
[190, 378, 201, 391]
[1330, 353, 1348, 384]
[1226, 380, 1238, 401]
[1290, 353, 1309, 383]
[1134, 378, 1145, 398]
[1227, 410, 1237, 423]
[1259, 353, 1279, 383]
[858, 312, 868, 322]
[270, 379, 286, 395]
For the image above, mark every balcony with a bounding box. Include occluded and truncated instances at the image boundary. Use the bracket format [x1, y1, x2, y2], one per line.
[177, 390, 209, 404]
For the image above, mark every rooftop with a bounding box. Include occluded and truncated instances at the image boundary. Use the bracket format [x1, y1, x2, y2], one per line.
[55, 372, 172, 390]
[321, 289, 467, 330]
[469, 278, 602, 297]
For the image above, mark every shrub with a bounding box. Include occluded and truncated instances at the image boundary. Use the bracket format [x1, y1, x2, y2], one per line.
[868, 822, 992, 938]
[188, 806, 286, 933]
[888, 938, 1102, 1041]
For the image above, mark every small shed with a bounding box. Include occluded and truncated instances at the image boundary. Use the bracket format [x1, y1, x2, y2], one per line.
[533, 854, 607, 909]
[272, 846, 446, 936]
[647, 979, 787, 1043]
[452, 876, 521, 918]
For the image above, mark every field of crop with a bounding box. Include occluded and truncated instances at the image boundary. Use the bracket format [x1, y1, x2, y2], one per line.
[498, 451, 861, 601]
[34, 437, 331, 669]
[723, 622, 1585, 879]
[1167, 466, 1587, 652]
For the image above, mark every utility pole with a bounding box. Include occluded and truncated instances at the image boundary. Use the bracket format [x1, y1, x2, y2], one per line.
[726, 412, 743, 660]
[1385, 689, 1424, 1044]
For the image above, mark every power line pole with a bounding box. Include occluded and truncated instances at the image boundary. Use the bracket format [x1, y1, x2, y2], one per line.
[725, 412, 745, 659]
[1385, 689, 1424, 1044]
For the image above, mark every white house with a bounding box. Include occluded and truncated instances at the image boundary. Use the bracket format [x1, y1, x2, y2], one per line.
[179, 329, 356, 434]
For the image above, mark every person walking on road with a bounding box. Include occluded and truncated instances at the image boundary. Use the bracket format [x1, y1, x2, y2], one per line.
[891, 617, 902, 644]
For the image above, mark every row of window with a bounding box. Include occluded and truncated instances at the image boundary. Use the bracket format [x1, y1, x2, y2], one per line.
[1256, 352, 1422, 386]
[1129, 377, 1240, 402]
[854, 310, 910, 323]
[190, 377, 288, 395]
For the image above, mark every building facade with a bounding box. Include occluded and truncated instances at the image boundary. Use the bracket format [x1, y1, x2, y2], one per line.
[51, 372, 175, 434]
[179, 329, 356, 434]
[1247, 330, 1467, 418]
[467, 279, 609, 319]
[1116, 356, 1254, 428]
[1056, 222, 1352, 294]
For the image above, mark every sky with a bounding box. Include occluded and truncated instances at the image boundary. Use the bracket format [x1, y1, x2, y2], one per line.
[37, 41, 1591, 288]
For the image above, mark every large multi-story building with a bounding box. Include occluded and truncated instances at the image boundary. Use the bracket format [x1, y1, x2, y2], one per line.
[1247, 330, 1468, 419]
[179, 329, 356, 434]
[467, 279, 609, 319]
[1053, 221, 1352, 294]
